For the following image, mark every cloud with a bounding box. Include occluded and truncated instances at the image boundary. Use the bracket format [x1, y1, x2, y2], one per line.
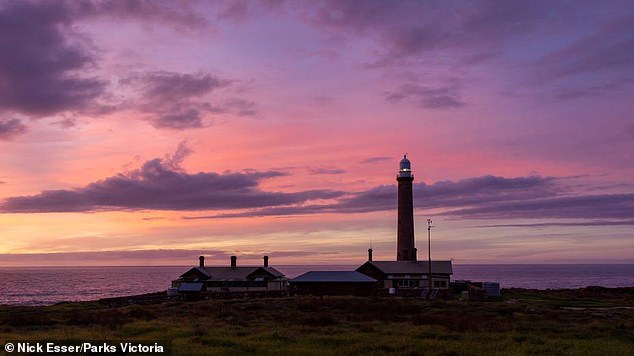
[308, 1, 633, 104]
[0, 1, 211, 121]
[385, 83, 464, 109]
[551, 77, 634, 101]
[293, 48, 340, 62]
[191, 175, 564, 218]
[338, 175, 563, 213]
[0, 118, 28, 140]
[473, 220, 634, 228]
[446, 193, 634, 220]
[123, 71, 230, 101]
[4, 154, 632, 223]
[165, 140, 193, 169]
[197, 174, 634, 223]
[0, 145, 343, 213]
[153, 108, 204, 129]
[78, 0, 208, 29]
[308, 167, 346, 175]
[535, 14, 634, 80]
[213, 0, 286, 24]
[121, 71, 256, 129]
[360, 156, 391, 164]
[216, 0, 249, 23]
[532, 14, 634, 99]
[310, 0, 554, 66]
[0, 1, 106, 117]
[207, 98, 257, 117]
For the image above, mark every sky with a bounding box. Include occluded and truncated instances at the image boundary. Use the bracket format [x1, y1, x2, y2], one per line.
[0, 0, 632, 266]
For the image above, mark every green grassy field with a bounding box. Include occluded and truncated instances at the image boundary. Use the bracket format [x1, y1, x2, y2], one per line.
[1, 287, 632, 355]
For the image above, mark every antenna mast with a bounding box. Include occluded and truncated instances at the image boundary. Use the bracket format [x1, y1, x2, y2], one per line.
[427, 218, 433, 291]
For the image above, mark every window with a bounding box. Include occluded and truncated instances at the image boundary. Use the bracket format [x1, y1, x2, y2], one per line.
[396, 280, 419, 288]
[433, 280, 447, 288]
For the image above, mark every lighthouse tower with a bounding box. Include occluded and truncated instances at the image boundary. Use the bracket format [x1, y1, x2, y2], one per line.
[397, 155, 416, 261]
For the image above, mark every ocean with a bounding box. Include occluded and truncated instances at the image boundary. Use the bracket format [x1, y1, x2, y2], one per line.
[0, 264, 632, 306]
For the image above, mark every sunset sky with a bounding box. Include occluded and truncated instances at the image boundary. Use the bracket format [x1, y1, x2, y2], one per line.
[0, 0, 632, 266]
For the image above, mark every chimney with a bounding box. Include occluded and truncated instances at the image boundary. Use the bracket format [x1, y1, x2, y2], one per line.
[263, 255, 269, 267]
[230, 255, 237, 268]
[368, 248, 373, 261]
[199, 256, 205, 268]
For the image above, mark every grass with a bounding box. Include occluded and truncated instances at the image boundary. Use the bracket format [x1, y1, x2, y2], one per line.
[0, 287, 632, 355]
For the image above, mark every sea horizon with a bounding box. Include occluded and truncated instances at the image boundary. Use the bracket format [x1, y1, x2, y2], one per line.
[0, 262, 632, 268]
[1, 264, 633, 306]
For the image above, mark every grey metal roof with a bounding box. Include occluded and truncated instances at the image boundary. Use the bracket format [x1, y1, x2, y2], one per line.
[291, 271, 377, 283]
[178, 282, 204, 292]
[359, 260, 453, 274]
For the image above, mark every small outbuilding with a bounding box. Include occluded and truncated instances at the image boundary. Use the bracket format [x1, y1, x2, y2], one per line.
[290, 271, 378, 296]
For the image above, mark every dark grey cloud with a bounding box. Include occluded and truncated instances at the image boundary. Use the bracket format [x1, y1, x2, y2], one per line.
[191, 175, 564, 218]
[0, 118, 27, 140]
[154, 107, 203, 129]
[535, 14, 634, 80]
[123, 71, 230, 101]
[207, 98, 257, 117]
[52, 117, 77, 128]
[122, 71, 256, 129]
[361, 156, 391, 164]
[309, 0, 634, 103]
[183, 204, 336, 219]
[447, 193, 634, 220]
[9, 158, 630, 222]
[0, 1, 106, 117]
[0, 149, 343, 213]
[533, 14, 634, 99]
[311, 0, 555, 66]
[77, 0, 208, 29]
[213, 0, 286, 24]
[216, 0, 249, 23]
[267, 165, 346, 176]
[0, 1, 211, 121]
[385, 83, 464, 109]
[338, 175, 563, 213]
[308, 167, 346, 175]
[552, 77, 634, 101]
[196, 175, 634, 223]
[473, 220, 634, 228]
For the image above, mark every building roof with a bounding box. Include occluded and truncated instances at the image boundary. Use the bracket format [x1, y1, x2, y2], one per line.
[179, 266, 285, 281]
[291, 271, 377, 283]
[193, 267, 210, 278]
[262, 267, 285, 278]
[358, 260, 453, 275]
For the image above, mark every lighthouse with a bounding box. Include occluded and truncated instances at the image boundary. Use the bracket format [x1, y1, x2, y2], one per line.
[396, 155, 416, 261]
[355, 154, 453, 292]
